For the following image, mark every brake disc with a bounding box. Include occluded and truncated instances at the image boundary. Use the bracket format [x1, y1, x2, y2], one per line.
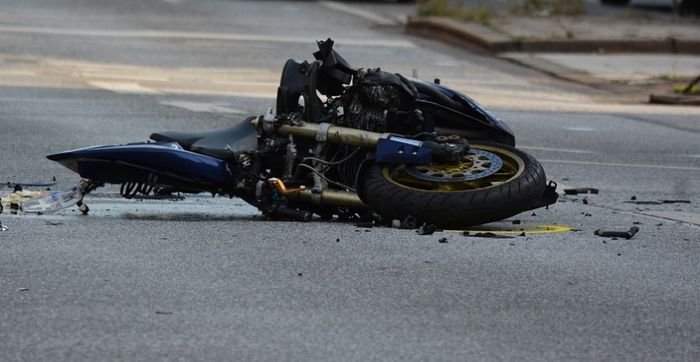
[405, 149, 503, 183]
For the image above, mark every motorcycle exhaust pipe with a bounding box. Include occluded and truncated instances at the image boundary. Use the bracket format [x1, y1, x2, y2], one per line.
[252, 118, 391, 148]
[268, 178, 367, 209]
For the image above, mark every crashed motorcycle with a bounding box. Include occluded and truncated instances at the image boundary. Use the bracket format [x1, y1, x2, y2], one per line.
[48, 39, 557, 228]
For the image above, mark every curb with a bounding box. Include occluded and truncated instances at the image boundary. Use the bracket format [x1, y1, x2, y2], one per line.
[406, 16, 700, 54]
[499, 53, 640, 95]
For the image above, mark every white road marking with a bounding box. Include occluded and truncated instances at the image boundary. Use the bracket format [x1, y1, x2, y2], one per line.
[540, 159, 700, 171]
[519, 145, 597, 154]
[0, 25, 415, 48]
[159, 101, 246, 114]
[161, 0, 184, 4]
[0, 69, 37, 76]
[160, 88, 277, 99]
[87, 81, 160, 94]
[318, 1, 397, 26]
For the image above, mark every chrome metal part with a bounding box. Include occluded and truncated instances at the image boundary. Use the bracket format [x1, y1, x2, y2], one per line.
[283, 135, 297, 180]
[251, 118, 390, 148]
[316, 122, 332, 142]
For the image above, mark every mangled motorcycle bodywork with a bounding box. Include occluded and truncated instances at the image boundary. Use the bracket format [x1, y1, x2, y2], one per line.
[49, 39, 557, 228]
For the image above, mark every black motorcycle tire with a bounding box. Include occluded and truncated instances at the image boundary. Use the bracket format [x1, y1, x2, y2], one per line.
[360, 142, 547, 229]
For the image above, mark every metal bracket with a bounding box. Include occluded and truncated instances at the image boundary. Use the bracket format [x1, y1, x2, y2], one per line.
[316, 122, 332, 142]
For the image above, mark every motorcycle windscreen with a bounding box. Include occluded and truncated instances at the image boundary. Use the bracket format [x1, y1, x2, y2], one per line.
[47, 142, 235, 192]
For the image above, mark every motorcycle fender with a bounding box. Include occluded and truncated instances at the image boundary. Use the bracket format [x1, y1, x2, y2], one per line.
[47, 142, 236, 192]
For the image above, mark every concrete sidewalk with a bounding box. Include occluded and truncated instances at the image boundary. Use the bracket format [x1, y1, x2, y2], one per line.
[406, 3, 700, 102]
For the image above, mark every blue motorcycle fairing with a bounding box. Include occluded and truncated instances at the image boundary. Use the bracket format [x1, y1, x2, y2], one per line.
[408, 78, 515, 146]
[47, 142, 236, 192]
[431, 83, 514, 136]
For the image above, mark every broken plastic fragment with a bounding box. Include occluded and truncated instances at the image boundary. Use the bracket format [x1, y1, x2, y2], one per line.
[594, 226, 639, 240]
[21, 187, 79, 214]
[563, 188, 599, 195]
[462, 231, 515, 239]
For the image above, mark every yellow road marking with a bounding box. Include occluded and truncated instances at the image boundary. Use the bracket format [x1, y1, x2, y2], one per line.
[445, 224, 574, 235]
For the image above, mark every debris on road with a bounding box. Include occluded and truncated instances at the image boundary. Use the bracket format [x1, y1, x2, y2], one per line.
[594, 226, 640, 240]
[155, 310, 173, 315]
[17, 288, 29, 292]
[625, 199, 691, 205]
[354, 221, 373, 228]
[0, 187, 80, 214]
[563, 188, 599, 195]
[6, 180, 58, 189]
[462, 231, 515, 239]
[417, 223, 437, 235]
[44, 221, 64, 226]
[0, 220, 7, 232]
[625, 200, 662, 205]
[438, 237, 448, 243]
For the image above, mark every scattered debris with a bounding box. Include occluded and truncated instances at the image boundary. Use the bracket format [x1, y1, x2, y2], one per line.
[336, 238, 340, 242]
[416, 223, 436, 235]
[44, 221, 63, 226]
[17, 288, 29, 292]
[155, 310, 173, 315]
[630, 196, 637, 201]
[1, 187, 79, 214]
[438, 237, 448, 243]
[354, 221, 373, 228]
[563, 188, 599, 195]
[0, 220, 7, 232]
[531, 212, 537, 216]
[625, 199, 691, 205]
[519, 232, 526, 236]
[594, 226, 640, 240]
[512, 220, 521, 225]
[624, 200, 662, 205]
[462, 231, 515, 239]
[297, 273, 303, 276]
[582, 198, 588, 205]
[633, 221, 642, 225]
[6, 181, 58, 189]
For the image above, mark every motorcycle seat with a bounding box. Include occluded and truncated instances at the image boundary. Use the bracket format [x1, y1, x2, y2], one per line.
[150, 116, 258, 161]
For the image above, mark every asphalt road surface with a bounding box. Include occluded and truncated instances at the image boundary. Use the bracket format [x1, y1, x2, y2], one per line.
[1, 1, 698, 361]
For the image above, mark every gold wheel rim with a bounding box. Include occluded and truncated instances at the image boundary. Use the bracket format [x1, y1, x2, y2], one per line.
[383, 144, 525, 192]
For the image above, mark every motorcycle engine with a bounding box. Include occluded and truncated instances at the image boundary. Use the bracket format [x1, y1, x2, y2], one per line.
[342, 69, 425, 135]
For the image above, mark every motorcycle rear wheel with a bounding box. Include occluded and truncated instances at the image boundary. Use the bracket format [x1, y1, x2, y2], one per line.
[360, 142, 547, 228]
